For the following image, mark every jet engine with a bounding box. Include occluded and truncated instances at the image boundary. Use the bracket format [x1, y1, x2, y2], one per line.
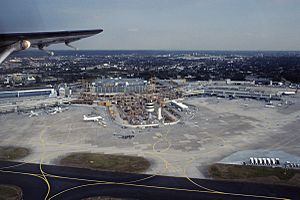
[21, 40, 31, 50]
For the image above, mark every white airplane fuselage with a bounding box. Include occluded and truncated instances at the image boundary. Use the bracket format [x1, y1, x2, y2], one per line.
[83, 115, 103, 122]
[29, 110, 38, 117]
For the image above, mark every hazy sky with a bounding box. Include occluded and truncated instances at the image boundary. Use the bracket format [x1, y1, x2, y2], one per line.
[1, 0, 300, 50]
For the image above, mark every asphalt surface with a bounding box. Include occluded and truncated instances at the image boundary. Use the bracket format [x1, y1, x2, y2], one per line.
[0, 161, 299, 200]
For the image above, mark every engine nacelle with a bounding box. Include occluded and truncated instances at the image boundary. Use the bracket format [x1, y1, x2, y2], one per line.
[21, 40, 31, 50]
[0, 40, 31, 65]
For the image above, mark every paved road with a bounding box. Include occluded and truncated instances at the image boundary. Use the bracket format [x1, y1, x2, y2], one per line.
[0, 161, 299, 200]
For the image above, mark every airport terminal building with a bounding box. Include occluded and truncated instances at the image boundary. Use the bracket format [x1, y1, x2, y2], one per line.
[0, 88, 56, 99]
[95, 78, 147, 94]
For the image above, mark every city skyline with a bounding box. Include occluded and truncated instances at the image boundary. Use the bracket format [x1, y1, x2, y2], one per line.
[1, 0, 300, 50]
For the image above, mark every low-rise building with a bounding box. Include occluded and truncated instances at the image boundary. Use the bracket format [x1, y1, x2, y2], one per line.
[0, 87, 56, 99]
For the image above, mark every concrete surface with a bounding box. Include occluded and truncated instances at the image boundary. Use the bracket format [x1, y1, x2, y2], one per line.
[1, 94, 300, 179]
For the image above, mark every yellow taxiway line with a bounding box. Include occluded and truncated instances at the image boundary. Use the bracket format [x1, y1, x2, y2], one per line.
[0, 116, 291, 200]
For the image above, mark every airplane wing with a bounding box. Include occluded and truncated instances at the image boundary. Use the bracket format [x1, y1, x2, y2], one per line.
[0, 29, 103, 64]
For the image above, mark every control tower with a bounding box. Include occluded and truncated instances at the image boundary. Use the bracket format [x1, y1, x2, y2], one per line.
[145, 102, 155, 120]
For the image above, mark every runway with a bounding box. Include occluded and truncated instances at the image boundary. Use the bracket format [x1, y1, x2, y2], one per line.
[0, 161, 299, 200]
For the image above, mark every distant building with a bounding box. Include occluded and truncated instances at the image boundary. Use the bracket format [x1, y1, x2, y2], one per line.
[57, 83, 72, 98]
[0, 88, 56, 99]
[225, 79, 231, 85]
[255, 78, 271, 85]
[65, 86, 72, 97]
[245, 76, 271, 85]
[58, 87, 65, 97]
[95, 78, 147, 94]
[171, 79, 186, 86]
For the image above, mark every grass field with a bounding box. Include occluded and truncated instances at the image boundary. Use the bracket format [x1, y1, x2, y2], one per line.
[0, 146, 29, 161]
[60, 153, 150, 173]
[0, 185, 22, 200]
[209, 163, 300, 187]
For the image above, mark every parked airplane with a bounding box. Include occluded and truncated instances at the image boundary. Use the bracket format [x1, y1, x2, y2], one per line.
[29, 110, 39, 117]
[113, 133, 135, 139]
[0, 29, 103, 64]
[48, 106, 68, 115]
[83, 115, 103, 122]
[98, 120, 107, 127]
